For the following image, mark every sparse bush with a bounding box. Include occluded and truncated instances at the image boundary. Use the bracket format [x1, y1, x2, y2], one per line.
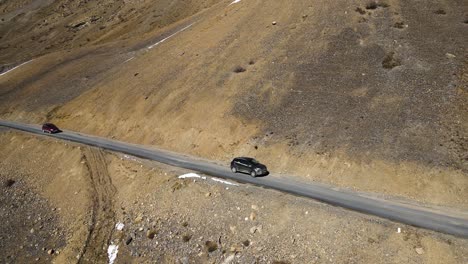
[434, 9, 446, 15]
[355, 7, 366, 15]
[382, 52, 401, 69]
[378, 2, 389, 8]
[182, 234, 192, 242]
[366, 2, 389, 10]
[205, 241, 218, 252]
[248, 59, 255, 65]
[366, 2, 378, 10]
[233, 66, 246, 73]
[242, 240, 250, 247]
[4, 179, 15, 187]
[463, 19, 468, 24]
[394, 22, 405, 28]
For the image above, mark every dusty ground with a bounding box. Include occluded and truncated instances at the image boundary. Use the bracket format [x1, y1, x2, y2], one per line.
[1, 131, 468, 264]
[0, 0, 467, 228]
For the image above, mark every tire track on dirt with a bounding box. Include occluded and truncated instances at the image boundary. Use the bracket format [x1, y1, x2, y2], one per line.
[78, 148, 116, 263]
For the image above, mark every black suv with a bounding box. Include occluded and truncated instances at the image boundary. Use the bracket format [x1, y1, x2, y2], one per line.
[230, 157, 268, 177]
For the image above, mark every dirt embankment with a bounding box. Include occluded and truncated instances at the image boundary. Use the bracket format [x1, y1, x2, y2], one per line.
[1, 131, 468, 263]
[0, 0, 466, 208]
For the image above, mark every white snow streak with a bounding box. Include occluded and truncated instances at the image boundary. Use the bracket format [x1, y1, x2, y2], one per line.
[211, 178, 238, 186]
[178, 173, 206, 180]
[147, 23, 194, 49]
[107, 245, 119, 264]
[123, 57, 134, 63]
[0, 60, 33, 77]
[229, 0, 241, 5]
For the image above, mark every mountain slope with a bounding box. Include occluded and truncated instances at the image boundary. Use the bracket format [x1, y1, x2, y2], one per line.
[0, 0, 467, 207]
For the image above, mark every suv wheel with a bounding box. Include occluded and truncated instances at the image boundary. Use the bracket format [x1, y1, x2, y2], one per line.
[231, 166, 237, 173]
[250, 171, 256, 177]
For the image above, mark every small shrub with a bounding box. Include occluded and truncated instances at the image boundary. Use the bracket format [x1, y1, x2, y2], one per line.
[382, 52, 401, 69]
[248, 59, 255, 65]
[205, 241, 218, 252]
[464, 19, 468, 24]
[366, 2, 389, 10]
[4, 179, 15, 187]
[233, 66, 246, 73]
[242, 240, 250, 247]
[378, 2, 389, 8]
[355, 7, 366, 14]
[182, 234, 192, 242]
[366, 2, 378, 10]
[434, 9, 446, 15]
[394, 22, 405, 28]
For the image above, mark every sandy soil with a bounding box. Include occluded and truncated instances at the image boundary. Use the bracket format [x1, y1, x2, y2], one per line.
[1, 131, 468, 264]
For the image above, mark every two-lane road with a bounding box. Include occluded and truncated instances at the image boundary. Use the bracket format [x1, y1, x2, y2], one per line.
[1, 120, 468, 238]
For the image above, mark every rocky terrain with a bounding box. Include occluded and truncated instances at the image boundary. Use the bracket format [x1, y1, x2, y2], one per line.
[1, 131, 468, 263]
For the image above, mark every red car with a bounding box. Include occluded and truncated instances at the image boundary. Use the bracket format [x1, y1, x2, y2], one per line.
[42, 123, 61, 134]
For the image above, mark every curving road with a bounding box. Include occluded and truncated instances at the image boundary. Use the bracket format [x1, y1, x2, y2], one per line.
[1, 120, 468, 238]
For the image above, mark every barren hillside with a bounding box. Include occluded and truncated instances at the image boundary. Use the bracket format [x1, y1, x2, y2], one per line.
[0, 0, 467, 208]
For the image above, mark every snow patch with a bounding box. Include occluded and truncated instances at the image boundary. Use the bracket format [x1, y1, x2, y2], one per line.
[107, 245, 118, 264]
[229, 0, 241, 5]
[178, 173, 206, 180]
[122, 154, 140, 163]
[0, 60, 33, 77]
[211, 178, 238, 186]
[115, 222, 124, 231]
[123, 57, 134, 64]
[147, 23, 194, 49]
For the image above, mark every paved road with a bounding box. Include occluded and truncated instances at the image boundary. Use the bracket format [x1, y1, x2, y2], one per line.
[1, 120, 468, 238]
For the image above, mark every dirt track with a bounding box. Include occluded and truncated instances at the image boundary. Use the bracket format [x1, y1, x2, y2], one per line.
[78, 148, 116, 263]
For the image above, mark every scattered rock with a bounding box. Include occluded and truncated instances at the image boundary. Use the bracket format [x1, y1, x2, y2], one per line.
[250, 226, 257, 234]
[229, 245, 243, 253]
[179, 257, 189, 264]
[205, 192, 211, 197]
[242, 240, 250, 247]
[272, 21, 277, 25]
[249, 212, 257, 221]
[415, 247, 424, 255]
[134, 215, 143, 223]
[125, 237, 133, 245]
[446, 53, 456, 59]
[221, 254, 236, 264]
[251, 205, 259, 211]
[229, 225, 237, 233]
[47, 249, 55, 255]
[146, 229, 157, 239]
